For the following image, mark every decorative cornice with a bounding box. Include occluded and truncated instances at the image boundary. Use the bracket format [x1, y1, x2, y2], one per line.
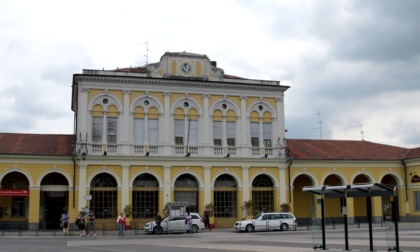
[75, 75, 288, 93]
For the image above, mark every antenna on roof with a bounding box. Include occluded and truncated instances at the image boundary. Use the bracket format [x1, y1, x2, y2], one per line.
[355, 125, 364, 140]
[312, 112, 322, 139]
[140, 42, 152, 66]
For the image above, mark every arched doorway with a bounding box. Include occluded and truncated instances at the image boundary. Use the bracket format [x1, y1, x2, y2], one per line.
[352, 174, 371, 222]
[381, 174, 398, 221]
[0, 172, 29, 224]
[40, 172, 69, 229]
[90, 173, 118, 220]
[213, 174, 237, 228]
[174, 174, 199, 213]
[323, 174, 343, 222]
[132, 173, 159, 219]
[252, 174, 274, 215]
[293, 174, 314, 224]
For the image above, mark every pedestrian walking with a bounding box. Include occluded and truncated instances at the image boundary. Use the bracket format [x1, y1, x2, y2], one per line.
[61, 209, 69, 236]
[77, 211, 86, 236]
[203, 210, 212, 231]
[155, 212, 162, 232]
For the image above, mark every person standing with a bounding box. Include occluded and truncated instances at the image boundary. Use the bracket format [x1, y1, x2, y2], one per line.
[185, 211, 193, 235]
[77, 211, 86, 236]
[203, 210, 212, 231]
[117, 212, 126, 236]
[155, 213, 162, 232]
[87, 209, 96, 237]
[61, 209, 70, 236]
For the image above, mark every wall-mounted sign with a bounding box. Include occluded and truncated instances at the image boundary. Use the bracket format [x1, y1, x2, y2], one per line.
[412, 175, 420, 183]
[0, 189, 30, 197]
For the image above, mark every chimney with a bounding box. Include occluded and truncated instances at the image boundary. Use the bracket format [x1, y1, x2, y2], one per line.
[211, 61, 217, 67]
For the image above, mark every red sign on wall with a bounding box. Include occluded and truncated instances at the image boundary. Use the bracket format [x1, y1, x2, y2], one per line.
[0, 189, 30, 197]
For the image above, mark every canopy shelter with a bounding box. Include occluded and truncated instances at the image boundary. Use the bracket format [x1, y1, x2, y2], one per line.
[302, 183, 400, 251]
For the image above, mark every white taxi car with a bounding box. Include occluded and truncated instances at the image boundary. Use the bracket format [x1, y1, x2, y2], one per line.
[234, 212, 297, 232]
[144, 212, 204, 234]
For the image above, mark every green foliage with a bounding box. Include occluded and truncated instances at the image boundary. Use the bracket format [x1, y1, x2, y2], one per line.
[280, 203, 292, 212]
[204, 202, 214, 216]
[240, 200, 252, 216]
[163, 202, 171, 217]
[123, 204, 132, 217]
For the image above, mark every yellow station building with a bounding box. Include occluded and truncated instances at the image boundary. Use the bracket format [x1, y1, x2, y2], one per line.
[1, 52, 420, 229]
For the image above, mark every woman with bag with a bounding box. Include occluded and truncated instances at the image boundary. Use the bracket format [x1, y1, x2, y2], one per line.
[117, 212, 126, 236]
[61, 209, 70, 236]
[77, 211, 86, 236]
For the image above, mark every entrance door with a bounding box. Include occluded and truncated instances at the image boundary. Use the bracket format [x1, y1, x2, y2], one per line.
[44, 194, 65, 229]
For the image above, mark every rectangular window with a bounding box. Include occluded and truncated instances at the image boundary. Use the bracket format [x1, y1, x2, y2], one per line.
[226, 122, 236, 146]
[92, 116, 103, 143]
[12, 197, 25, 217]
[134, 118, 145, 145]
[132, 190, 158, 218]
[107, 117, 117, 143]
[213, 191, 237, 218]
[90, 190, 117, 219]
[213, 121, 222, 146]
[188, 120, 198, 146]
[174, 120, 184, 145]
[263, 122, 272, 147]
[250, 122, 260, 147]
[148, 119, 159, 145]
[415, 191, 420, 211]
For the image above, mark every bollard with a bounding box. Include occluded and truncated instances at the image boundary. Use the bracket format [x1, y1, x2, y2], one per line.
[357, 217, 360, 228]
[332, 218, 335, 229]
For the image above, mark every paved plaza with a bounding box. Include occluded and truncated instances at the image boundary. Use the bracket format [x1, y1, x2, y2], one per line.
[0, 223, 420, 252]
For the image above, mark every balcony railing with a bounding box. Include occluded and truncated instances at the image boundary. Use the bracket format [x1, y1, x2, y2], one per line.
[83, 144, 279, 158]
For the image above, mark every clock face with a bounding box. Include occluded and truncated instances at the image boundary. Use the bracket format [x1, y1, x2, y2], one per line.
[180, 62, 192, 75]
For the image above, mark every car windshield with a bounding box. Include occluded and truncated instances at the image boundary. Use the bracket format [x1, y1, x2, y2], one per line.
[253, 213, 263, 219]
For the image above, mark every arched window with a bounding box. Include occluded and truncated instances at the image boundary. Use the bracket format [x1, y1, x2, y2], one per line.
[214, 174, 237, 218]
[174, 174, 199, 213]
[90, 173, 118, 219]
[132, 173, 159, 218]
[252, 174, 274, 214]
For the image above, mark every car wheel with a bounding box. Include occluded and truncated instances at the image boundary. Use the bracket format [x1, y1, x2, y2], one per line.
[192, 224, 199, 233]
[280, 223, 289, 231]
[153, 226, 162, 235]
[245, 224, 254, 232]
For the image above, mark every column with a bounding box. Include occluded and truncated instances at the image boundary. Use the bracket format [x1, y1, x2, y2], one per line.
[121, 163, 130, 209]
[121, 91, 131, 153]
[78, 164, 87, 210]
[162, 93, 171, 155]
[242, 166, 250, 202]
[28, 186, 40, 226]
[79, 88, 89, 140]
[279, 166, 287, 204]
[240, 96, 248, 156]
[204, 166, 211, 203]
[276, 96, 285, 140]
[164, 165, 171, 204]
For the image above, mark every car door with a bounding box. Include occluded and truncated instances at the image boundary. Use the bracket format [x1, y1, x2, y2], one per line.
[254, 214, 270, 231]
[269, 214, 282, 230]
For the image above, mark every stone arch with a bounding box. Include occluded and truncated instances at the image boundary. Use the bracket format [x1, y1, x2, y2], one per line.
[292, 173, 316, 220]
[89, 93, 123, 112]
[251, 174, 275, 214]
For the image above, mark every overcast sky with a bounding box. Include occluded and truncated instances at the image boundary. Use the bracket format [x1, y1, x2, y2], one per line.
[1, 0, 419, 148]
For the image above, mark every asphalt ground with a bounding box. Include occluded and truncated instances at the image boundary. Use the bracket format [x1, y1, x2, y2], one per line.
[1, 223, 420, 252]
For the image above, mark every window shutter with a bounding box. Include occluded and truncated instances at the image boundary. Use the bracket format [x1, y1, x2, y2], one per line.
[263, 122, 272, 147]
[174, 119, 184, 144]
[250, 122, 259, 146]
[226, 121, 236, 146]
[134, 119, 145, 145]
[107, 117, 117, 143]
[92, 117, 103, 143]
[213, 121, 222, 145]
[188, 120, 198, 146]
[148, 119, 159, 145]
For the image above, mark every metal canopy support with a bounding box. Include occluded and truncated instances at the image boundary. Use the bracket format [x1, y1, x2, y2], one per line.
[302, 183, 399, 252]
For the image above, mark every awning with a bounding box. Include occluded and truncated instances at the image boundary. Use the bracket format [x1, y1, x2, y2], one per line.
[302, 183, 395, 199]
